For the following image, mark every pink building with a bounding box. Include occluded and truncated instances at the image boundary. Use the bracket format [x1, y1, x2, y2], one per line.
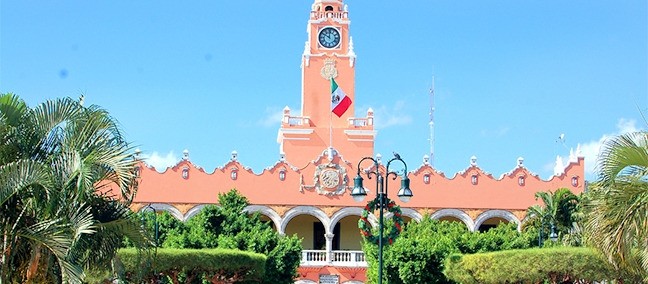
[130, 1, 585, 283]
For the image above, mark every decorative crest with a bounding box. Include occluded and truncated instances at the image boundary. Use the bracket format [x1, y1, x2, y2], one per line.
[320, 58, 338, 80]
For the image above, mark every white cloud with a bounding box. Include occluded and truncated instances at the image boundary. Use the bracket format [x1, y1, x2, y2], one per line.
[364, 101, 413, 129]
[256, 106, 301, 128]
[256, 107, 285, 127]
[141, 151, 180, 171]
[558, 119, 640, 178]
[480, 126, 510, 138]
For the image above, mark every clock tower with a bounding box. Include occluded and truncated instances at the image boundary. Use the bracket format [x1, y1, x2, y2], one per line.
[277, 0, 375, 167]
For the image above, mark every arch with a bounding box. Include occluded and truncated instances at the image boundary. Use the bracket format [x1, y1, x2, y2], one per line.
[401, 208, 423, 223]
[474, 209, 521, 232]
[244, 205, 282, 232]
[139, 203, 184, 221]
[330, 207, 378, 232]
[183, 204, 209, 221]
[280, 206, 331, 235]
[294, 280, 317, 284]
[430, 209, 475, 232]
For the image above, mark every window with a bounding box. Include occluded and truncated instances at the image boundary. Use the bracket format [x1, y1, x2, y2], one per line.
[325, 6, 333, 11]
[182, 167, 189, 179]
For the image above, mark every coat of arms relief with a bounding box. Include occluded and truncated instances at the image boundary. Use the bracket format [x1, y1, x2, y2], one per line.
[320, 58, 338, 80]
[305, 163, 348, 196]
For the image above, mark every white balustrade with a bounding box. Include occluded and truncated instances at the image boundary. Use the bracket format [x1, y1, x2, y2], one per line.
[301, 250, 367, 267]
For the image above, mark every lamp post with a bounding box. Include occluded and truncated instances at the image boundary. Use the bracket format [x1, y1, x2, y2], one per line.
[351, 153, 413, 284]
[549, 223, 558, 242]
[538, 218, 558, 247]
[141, 204, 159, 247]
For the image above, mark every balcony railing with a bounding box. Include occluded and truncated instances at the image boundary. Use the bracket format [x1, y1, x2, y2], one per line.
[348, 117, 373, 127]
[283, 116, 311, 126]
[301, 250, 367, 267]
[310, 11, 348, 20]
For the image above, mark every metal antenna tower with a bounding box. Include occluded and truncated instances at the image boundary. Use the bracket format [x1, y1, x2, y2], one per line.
[429, 77, 435, 166]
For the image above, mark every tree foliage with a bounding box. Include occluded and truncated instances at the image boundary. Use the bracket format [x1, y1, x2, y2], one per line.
[525, 188, 581, 246]
[363, 218, 536, 284]
[140, 189, 302, 284]
[584, 131, 648, 281]
[0, 93, 148, 283]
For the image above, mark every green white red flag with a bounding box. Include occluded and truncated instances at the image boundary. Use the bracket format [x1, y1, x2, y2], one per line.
[331, 78, 352, 117]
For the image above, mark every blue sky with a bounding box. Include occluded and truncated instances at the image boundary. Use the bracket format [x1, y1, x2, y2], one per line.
[1, 1, 646, 181]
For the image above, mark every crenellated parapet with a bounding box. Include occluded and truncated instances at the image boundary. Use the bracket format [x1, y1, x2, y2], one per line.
[131, 148, 585, 216]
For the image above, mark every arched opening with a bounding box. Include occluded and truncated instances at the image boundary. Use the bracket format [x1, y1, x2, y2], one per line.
[325, 6, 334, 11]
[477, 217, 509, 232]
[336, 215, 362, 251]
[257, 214, 276, 230]
[285, 215, 328, 250]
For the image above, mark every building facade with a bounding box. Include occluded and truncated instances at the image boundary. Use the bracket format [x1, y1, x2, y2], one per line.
[131, 1, 585, 283]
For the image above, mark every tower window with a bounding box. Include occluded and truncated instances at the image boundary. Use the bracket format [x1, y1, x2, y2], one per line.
[325, 6, 333, 11]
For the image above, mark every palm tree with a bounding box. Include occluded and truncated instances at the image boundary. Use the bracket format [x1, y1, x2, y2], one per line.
[0, 93, 148, 283]
[585, 131, 648, 280]
[525, 188, 580, 244]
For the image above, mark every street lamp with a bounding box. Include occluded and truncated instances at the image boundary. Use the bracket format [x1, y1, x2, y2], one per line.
[538, 219, 558, 247]
[549, 223, 558, 242]
[351, 153, 413, 284]
[141, 204, 159, 247]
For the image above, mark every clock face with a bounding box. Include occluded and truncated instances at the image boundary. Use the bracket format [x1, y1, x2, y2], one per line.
[318, 27, 341, 49]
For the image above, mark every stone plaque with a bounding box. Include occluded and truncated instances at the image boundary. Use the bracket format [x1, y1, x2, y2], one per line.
[319, 274, 339, 284]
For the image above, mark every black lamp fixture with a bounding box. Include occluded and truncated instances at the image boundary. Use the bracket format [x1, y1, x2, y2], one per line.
[549, 223, 558, 242]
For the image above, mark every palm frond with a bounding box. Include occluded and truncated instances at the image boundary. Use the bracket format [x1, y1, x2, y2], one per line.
[597, 132, 648, 185]
[0, 160, 49, 206]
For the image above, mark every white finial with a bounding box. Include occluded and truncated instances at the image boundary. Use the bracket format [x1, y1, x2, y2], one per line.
[79, 95, 85, 106]
[231, 150, 238, 161]
[280, 152, 286, 161]
[517, 157, 524, 167]
[423, 154, 430, 165]
[376, 153, 382, 164]
[327, 147, 335, 161]
[303, 41, 311, 66]
[554, 155, 565, 176]
[303, 41, 310, 55]
[344, 4, 348, 12]
[183, 149, 189, 160]
[134, 148, 141, 159]
[470, 155, 477, 166]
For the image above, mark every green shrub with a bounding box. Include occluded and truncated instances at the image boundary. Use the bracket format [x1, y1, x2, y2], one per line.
[116, 248, 266, 283]
[444, 247, 617, 283]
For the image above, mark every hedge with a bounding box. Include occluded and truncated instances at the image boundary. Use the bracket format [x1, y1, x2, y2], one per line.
[115, 248, 266, 283]
[444, 247, 619, 284]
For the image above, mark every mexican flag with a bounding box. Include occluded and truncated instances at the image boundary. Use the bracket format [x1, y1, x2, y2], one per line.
[331, 78, 352, 117]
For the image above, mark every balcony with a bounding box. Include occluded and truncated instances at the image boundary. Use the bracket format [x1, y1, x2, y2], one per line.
[301, 250, 367, 267]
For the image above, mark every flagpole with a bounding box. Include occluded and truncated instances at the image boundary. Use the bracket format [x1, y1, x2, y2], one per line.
[329, 79, 333, 151]
[329, 106, 333, 149]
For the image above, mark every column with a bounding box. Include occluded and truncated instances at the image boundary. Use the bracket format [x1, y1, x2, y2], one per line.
[325, 233, 335, 264]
